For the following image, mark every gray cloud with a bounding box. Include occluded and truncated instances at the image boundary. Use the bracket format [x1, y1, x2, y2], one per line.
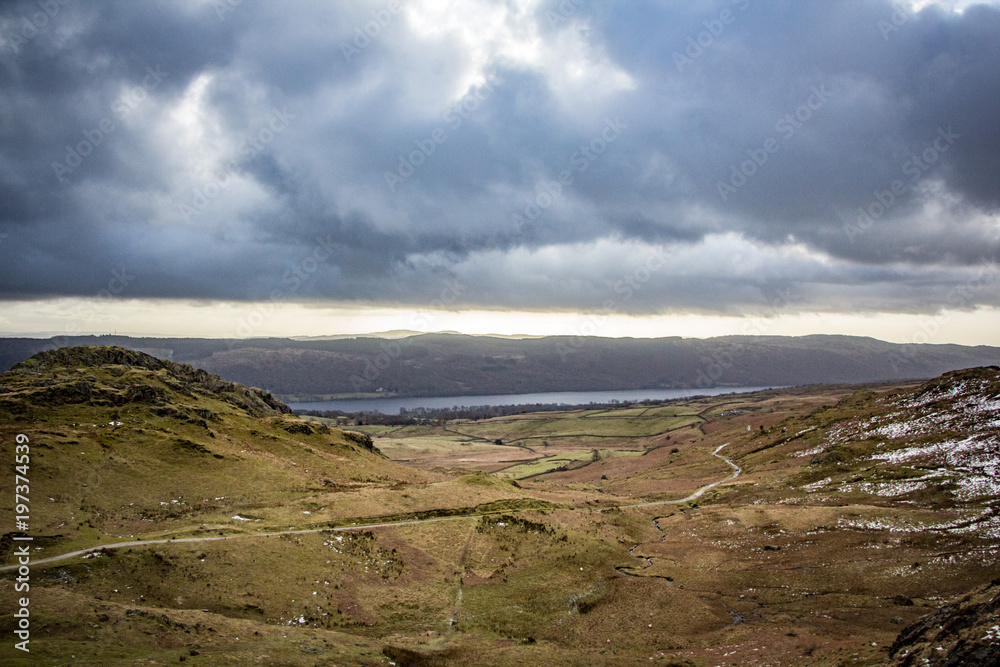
[1, 0, 998, 319]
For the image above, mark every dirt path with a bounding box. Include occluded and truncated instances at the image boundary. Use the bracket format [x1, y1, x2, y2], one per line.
[0, 515, 478, 573]
[447, 525, 476, 631]
[1, 445, 741, 573]
[442, 426, 537, 453]
[622, 443, 740, 509]
[615, 443, 740, 577]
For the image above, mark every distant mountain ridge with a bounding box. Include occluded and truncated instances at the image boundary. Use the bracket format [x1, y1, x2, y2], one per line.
[1, 333, 999, 400]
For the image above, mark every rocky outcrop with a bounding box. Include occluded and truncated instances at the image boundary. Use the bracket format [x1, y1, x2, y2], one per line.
[3, 346, 291, 417]
[889, 578, 1000, 666]
[344, 430, 376, 452]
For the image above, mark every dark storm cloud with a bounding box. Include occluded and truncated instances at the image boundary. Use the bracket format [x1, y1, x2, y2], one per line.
[1, 0, 998, 316]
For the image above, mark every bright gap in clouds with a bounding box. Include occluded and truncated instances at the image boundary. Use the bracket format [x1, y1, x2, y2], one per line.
[403, 0, 633, 108]
[912, 0, 1000, 11]
[2, 299, 1000, 347]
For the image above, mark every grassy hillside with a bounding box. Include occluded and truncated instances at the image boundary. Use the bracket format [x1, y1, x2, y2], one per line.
[0, 347, 527, 556]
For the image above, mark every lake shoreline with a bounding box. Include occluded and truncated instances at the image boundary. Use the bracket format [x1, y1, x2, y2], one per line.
[288, 385, 779, 415]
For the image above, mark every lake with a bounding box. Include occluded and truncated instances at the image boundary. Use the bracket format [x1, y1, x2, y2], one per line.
[288, 386, 776, 415]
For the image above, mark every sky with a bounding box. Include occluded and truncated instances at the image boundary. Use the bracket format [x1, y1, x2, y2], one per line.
[1, 0, 999, 344]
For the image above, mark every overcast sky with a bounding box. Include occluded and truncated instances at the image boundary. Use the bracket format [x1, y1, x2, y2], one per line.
[1, 0, 999, 342]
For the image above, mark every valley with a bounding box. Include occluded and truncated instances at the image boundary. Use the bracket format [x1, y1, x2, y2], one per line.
[1, 348, 998, 665]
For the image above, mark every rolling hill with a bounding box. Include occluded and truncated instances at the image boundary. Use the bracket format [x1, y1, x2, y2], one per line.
[0, 346, 434, 553]
[0, 346, 536, 558]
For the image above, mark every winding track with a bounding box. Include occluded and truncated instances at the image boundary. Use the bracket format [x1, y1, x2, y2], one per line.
[623, 442, 740, 509]
[0, 444, 741, 573]
[615, 443, 740, 577]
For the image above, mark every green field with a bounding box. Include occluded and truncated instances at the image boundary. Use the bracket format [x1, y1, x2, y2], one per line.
[347, 406, 703, 446]
[452, 405, 702, 443]
[494, 448, 645, 479]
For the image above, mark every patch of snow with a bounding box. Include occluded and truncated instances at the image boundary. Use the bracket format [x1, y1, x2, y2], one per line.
[845, 480, 932, 497]
[867, 433, 999, 500]
[838, 517, 920, 533]
[872, 440, 961, 465]
[903, 381, 971, 408]
[793, 445, 825, 459]
[801, 477, 832, 492]
[954, 469, 1000, 501]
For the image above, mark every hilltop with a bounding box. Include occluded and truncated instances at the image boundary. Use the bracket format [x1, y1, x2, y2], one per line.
[2, 333, 1000, 399]
[2, 346, 291, 418]
[0, 347, 528, 557]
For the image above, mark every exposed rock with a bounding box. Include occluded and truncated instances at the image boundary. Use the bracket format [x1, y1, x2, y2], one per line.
[4, 346, 292, 417]
[343, 430, 375, 451]
[889, 578, 1000, 666]
[126, 384, 166, 405]
[13, 346, 170, 373]
[283, 421, 314, 435]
